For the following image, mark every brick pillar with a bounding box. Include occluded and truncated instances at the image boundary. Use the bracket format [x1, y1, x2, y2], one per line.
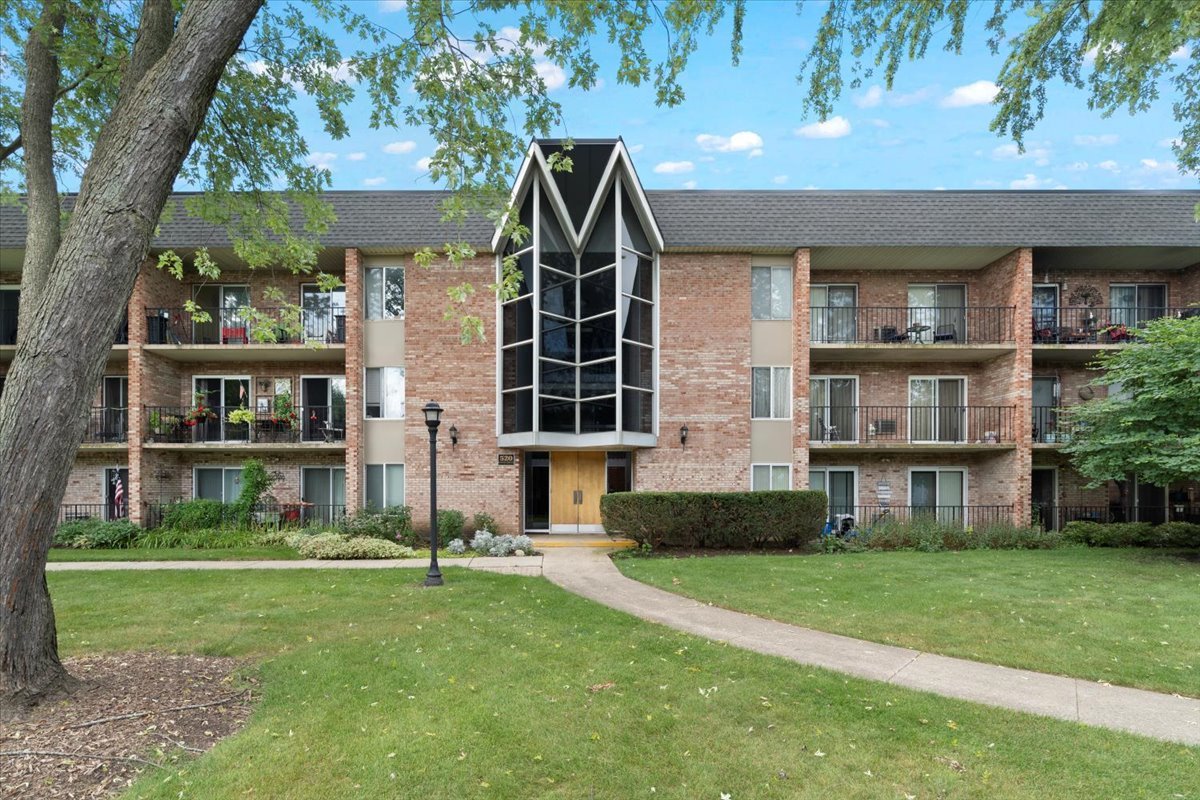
[126, 263, 150, 524]
[792, 248, 812, 486]
[344, 248, 363, 511]
[1011, 246, 1034, 524]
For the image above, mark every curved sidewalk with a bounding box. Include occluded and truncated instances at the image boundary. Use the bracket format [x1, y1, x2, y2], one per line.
[541, 547, 1200, 746]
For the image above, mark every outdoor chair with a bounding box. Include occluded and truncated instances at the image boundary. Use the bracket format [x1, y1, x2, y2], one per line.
[874, 325, 908, 343]
[932, 323, 958, 342]
[817, 416, 839, 442]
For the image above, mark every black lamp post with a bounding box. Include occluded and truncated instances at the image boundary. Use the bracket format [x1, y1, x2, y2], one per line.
[423, 401, 444, 587]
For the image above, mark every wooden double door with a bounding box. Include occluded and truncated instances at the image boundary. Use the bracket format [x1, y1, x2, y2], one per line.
[549, 452, 607, 534]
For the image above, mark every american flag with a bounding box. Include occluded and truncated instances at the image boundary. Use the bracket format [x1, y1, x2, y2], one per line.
[112, 471, 124, 512]
[239, 382, 247, 402]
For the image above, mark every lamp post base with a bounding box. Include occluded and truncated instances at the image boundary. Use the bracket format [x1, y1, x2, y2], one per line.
[424, 569, 443, 587]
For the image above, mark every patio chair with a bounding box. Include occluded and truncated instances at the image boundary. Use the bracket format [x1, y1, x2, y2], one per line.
[817, 416, 839, 442]
[874, 325, 908, 343]
[932, 323, 958, 342]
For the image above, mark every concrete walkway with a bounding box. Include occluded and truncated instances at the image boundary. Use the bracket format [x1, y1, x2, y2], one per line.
[540, 547, 1200, 746]
[46, 555, 544, 576]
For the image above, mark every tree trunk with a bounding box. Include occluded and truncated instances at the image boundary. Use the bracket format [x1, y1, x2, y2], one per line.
[0, 0, 262, 718]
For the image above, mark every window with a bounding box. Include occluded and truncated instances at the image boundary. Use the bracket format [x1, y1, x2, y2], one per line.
[365, 464, 405, 508]
[302, 467, 346, 524]
[751, 266, 792, 320]
[909, 377, 966, 443]
[365, 267, 405, 319]
[810, 285, 857, 342]
[365, 367, 405, 419]
[751, 464, 791, 491]
[809, 468, 857, 517]
[810, 377, 858, 441]
[909, 468, 966, 524]
[302, 285, 347, 342]
[194, 467, 243, 502]
[0, 287, 18, 346]
[1110, 284, 1166, 328]
[751, 366, 791, 419]
[907, 284, 966, 343]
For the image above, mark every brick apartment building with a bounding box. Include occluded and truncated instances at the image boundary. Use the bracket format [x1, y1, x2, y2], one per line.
[2, 139, 1198, 534]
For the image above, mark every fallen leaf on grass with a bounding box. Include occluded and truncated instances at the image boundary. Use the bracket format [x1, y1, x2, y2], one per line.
[587, 682, 616, 693]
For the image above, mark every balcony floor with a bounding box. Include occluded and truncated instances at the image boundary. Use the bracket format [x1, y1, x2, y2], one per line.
[1032, 344, 1121, 364]
[811, 343, 1016, 363]
[143, 343, 345, 363]
[809, 441, 1017, 453]
[143, 441, 347, 452]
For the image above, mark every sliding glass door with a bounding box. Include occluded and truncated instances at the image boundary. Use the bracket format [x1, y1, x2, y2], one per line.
[1110, 284, 1166, 328]
[908, 284, 966, 343]
[810, 377, 858, 441]
[910, 468, 965, 524]
[810, 285, 857, 343]
[909, 378, 965, 442]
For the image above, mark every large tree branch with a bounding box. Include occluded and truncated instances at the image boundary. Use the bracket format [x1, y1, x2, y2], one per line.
[0, 61, 124, 167]
[117, 0, 175, 102]
[17, 0, 66, 333]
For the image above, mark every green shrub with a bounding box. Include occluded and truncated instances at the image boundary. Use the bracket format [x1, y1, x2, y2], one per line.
[134, 527, 258, 549]
[472, 512, 498, 534]
[53, 519, 141, 549]
[600, 491, 827, 549]
[293, 533, 416, 560]
[255, 529, 297, 548]
[339, 506, 415, 546]
[232, 458, 276, 527]
[160, 499, 230, 530]
[1063, 520, 1200, 548]
[436, 509, 465, 543]
[845, 516, 1061, 552]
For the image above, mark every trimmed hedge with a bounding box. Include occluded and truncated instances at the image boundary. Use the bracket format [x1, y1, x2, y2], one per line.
[1062, 521, 1200, 548]
[600, 490, 827, 549]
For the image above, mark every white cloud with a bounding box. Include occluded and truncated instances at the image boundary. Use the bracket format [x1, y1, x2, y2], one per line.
[1073, 134, 1119, 146]
[1066, 161, 1089, 171]
[536, 61, 566, 91]
[245, 59, 269, 76]
[889, 86, 936, 107]
[346, 152, 366, 161]
[867, 118, 890, 128]
[794, 116, 852, 139]
[695, 131, 764, 153]
[941, 80, 999, 108]
[379, 0, 407, 11]
[1084, 43, 1122, 65]
[992, 141, 1051, 167]
[1009, 173, 1066, 190]
[362, 177, 387, 187]
[1169, 45, 1191, 61]
[748, 148, 763, 158]
[306, 151, 337, 170]
[1097, 159, 1120, 172]
[654, 161, 694, 174]
[415, 156, 433, 171]
[383, 140, 417, 154]
[682, 180, 698, 190]
[1140, 158, 1177, 173]
[627, 143, 644, 154]
[854, 85, 883, 108]
[1159, 137, 1183, 149]
[772, 175, 789, 185]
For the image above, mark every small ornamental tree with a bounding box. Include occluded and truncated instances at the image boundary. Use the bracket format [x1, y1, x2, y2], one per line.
[1063, 315, 1200, 487]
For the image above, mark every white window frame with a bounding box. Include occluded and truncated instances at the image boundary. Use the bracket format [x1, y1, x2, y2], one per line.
[807, 466, 859, 514]
[810, 375, 859, 442]
[365, 265, 405, 320]
[906, 466, 969, 518]
[907, 375, 968, 443]
[750, 265, 792, 321]
[192, 466, 245, 502]
[751, 366, 792, 420]
[300, 465, 347, 505]
[809, 284, 858, 343]
[750, 463, 792, 491]
[364, 463, 406, 508]
[364, 367, 405, 419]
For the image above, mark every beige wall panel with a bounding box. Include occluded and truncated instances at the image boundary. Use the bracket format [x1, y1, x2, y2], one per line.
[364, 320, 406, 366]
[363, 420, 407, 462]
[750, 419, 793, 463]
[751, 320, 792, 364]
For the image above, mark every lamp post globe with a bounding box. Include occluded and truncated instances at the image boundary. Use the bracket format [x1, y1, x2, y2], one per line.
[423, 402, 444, 587]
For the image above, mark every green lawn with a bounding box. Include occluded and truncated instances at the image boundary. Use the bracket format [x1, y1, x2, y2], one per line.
[48, 546, 303, 561]
[615, 548, 1200, 696]
[46, 569, 1194, 799]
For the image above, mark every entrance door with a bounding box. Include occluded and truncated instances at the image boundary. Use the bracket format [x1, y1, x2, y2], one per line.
[1032, 285, 1059, 333]
[1031, 468, 1057, 529]
[193, 376, 250, 442]
[550, 451, 607, 533]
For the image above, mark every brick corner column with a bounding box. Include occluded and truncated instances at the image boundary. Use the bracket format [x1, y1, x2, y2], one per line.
[344, 248, 363, 512]
[1012, 247, 1035, 525]
[792, 247, 812, 487]
[126, 260, 152, 525]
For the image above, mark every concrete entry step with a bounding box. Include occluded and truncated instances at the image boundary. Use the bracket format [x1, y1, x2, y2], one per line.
[529, 534, 635, 548]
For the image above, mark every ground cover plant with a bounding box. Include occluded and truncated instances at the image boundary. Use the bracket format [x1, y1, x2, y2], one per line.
[41, 569, 1195, 799]
[616, 548, 1200, 696]
[47, 547, 301, 562]
[820, 518, 1064, 553]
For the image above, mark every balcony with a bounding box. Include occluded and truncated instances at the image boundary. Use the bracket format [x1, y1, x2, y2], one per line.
[810, 405, 1016, 451]
[144, 307, 346, 362]
[1032, 306, 1195, 362]
[1031, 406, 1082, 446]
[141, 501, 348, 529]
[81, 406, 128, 447]
[145, 405, 345, 449]
[824, 505, 1016, 531]
[2, 310, 129, 361]
[810, 306, 1016, 362]
[1033, 504, 1200, 529]
[60, 503, 127, 523]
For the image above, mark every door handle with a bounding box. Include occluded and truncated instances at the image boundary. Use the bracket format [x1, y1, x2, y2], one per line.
[574, 490, 582, 505]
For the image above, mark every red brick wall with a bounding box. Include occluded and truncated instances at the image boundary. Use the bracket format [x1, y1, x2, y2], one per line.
[792, 249, 812, 485]
[344, 249, 363, 509]
[403, 254, 520, 533]
[62, 455, 125, 507]
[1032, 267, 1193, 313]
[810, 451, 1019, 513]
[637, 253, 753, 492]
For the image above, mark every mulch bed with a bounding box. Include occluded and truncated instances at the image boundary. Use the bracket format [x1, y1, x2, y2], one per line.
[0, 653, 257, 800]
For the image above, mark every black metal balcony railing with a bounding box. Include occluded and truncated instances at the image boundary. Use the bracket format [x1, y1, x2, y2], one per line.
[1033, 504, 1200, 530]
[823, 505, 1016, 532]
[146, 307, 346, 345]
[141, 501, 347, 530]
[2, 311, 128, 346]
[82, 406, 128, 444]
[1031, 406, 1084, 443]
[811, 306, 1016, 345]
[145, 405, 345, 444]
[1032, 306, 1194, 344]
[810, 405, 1015, 444]
[60, 503, 127, 523]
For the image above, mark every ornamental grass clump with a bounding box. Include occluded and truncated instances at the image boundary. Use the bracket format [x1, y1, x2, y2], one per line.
[293, 532, 415, 560]
[467, 531, 534, 556]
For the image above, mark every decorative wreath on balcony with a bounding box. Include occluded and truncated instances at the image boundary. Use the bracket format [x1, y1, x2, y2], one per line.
[1066, 284, 1103, 308]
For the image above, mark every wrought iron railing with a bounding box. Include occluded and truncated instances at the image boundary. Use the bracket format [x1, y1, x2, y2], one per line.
[145, 405, 344, 443]
[1031, 406, 1083, 443]
[141, 501, 347, 529]
[823, 505, 1015, 532]
[82, 406, 129, 444]
[2, 310, 128, 345]
[1031, 306, 1193, 344]
[145, 306, 346, 345]
[810, 306, 1015, 345]
[60, 503, 127, 522]
[1033, 504, 1200, 529]
[810, 405, 1015, 444]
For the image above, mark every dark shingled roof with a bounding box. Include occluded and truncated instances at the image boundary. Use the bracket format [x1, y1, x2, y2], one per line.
[2, 189, 1198, 251]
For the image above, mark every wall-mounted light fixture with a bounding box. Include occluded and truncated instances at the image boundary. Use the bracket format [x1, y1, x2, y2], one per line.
[449, 424, 459, 447]
[679, 424, 689, 448]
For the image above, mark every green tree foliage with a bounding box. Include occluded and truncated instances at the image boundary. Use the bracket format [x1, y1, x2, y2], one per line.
[1063, 315, 1200, 487]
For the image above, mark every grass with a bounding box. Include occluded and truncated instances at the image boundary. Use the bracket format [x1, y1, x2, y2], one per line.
[615, 548, 1200, 696]
[48, 546, 303, 561]
[46, 569, 1194, 799]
